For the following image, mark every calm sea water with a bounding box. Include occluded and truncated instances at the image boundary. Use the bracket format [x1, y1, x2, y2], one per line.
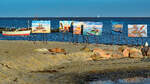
[89, 77, 150, 84]
[0, 17, 150, 45]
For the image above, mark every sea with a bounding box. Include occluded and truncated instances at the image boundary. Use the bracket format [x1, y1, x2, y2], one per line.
[0, 17, 150, 45]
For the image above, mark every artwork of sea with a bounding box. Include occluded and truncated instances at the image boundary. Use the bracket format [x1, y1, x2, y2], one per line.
[128, 24, 147, 37]
[83, 22, 103, 35]
[59, 21, 73, 32]
[112, 22, 123, 33]
[32, 21, 51, 33]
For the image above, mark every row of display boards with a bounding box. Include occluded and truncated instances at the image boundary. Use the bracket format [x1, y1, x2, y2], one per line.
[32, 21, 147, 37]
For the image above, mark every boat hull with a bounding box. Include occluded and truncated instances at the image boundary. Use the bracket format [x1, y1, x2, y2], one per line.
[2, 30, 31, 36]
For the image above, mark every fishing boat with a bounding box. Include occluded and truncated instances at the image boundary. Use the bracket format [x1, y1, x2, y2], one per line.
[2, 20, 31, 36]
[2, 30, 31, 36]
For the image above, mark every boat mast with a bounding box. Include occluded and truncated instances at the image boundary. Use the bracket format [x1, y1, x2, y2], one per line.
[27, 20, 30, 29]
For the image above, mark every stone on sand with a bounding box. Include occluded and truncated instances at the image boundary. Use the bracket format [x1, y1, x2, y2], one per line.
[123, 48, 130, 57]
[118, 46, 128, 52]
[34, 48, 49, 52]
[80, 47, 91, 52]
[91, 48, 111, 60]
[48, 48, 66, 53]
[129, 48, 141, 54]
[111, 53, 122, 59]
[129, 48, 143, 58]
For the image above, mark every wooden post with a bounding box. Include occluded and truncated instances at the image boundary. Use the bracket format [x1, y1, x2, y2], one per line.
[46, 33, 48, 44]
[85, 35, 89, 45]
[112, 34, 114, 45]
[62, 32, 65, 41]
[137, 38, 139, 46]
[141, 37, 144, 45]
[76, 35, 79, 43]
[42, 33, 44, 44]
[33, 34, 37, 44]
[118, 34, 120, 45]
[71, 33, 74, 43]
[94, 35, 99, 45]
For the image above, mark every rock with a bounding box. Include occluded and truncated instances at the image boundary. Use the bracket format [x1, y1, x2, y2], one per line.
[48, 48, 66, 53]
[129, 48, 143, 58]
[87, 58, 93, 61]
[91, 48, 111, 60]
[118, 46, 128, 52]
[93, 48, 106, 56]
[91, 54, 104, 61]
[93, 48, 106, 54]
[34, 48, 49, 52]
[130, 52, 143, 58]
[80, 47, 91, 52]
[123, 48, 130, 57]
[129, 48, 141, 54]
[111, 54, 122, 59]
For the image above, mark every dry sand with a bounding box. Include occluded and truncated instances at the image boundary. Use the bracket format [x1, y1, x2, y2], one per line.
[0, 40, 149, 84]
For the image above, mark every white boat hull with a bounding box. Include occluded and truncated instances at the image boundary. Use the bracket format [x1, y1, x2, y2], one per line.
[2, 30, 31, 36]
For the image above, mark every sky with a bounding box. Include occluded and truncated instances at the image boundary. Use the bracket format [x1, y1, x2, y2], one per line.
[0, 0, 150, 17]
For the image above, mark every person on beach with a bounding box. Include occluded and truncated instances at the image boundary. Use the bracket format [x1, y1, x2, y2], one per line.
[69, 22, 74, 33]
[70, 22, 74, 42]
[81, 24, 84, 35]
[141, 42, 149, 56]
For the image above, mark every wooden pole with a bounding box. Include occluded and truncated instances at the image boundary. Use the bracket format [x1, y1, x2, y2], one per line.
[71, 33, 74, 43]
[42, 33, 44, 44]
[94, 35, 99, 45]
[85, 35, 89, 45]
[33, 34, 37, 44]
[62, 32, 65, 41]
[46, 33, 48, 44]
[112, 34, 114, 45]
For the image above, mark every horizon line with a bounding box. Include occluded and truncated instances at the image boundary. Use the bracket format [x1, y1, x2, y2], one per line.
[1, 16, 150, 19]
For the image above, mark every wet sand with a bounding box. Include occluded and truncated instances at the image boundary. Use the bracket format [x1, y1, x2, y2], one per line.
[0, 40, 150, 84]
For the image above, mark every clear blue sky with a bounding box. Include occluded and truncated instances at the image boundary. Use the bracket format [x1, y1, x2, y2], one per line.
[0, 0, 150, 17]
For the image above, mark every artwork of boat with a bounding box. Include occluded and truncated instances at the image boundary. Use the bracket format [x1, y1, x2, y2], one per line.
[36, 24, 45, 30]
[32, 21, 51, 33]
[113, 24, 123, 28]
[86, 28, 100, 35]
[128, 24, 147, 37]
[112, 24, 123, 33]
[2, 30, 31, 36]
[112, 28, 122, 33]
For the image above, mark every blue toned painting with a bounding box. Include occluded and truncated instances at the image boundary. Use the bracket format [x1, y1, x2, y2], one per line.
[83, 22, 103, 35]
[32, 21, 51, 33]
[112, 22, 123, 33]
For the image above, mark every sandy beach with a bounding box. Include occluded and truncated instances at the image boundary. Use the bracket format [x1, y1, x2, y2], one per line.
[0, 40, 150, 84]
